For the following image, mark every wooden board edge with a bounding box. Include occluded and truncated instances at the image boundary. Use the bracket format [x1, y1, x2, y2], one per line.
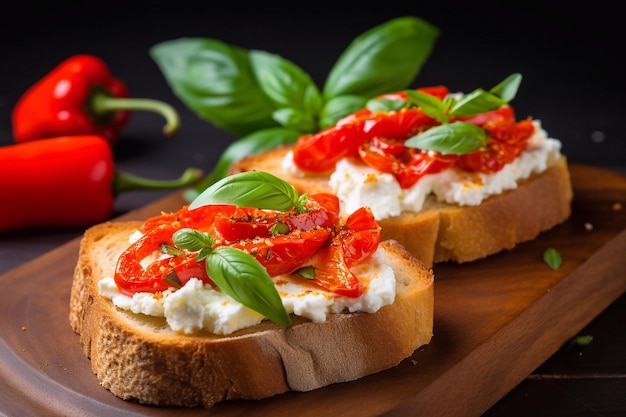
[386, 227, 626, 417]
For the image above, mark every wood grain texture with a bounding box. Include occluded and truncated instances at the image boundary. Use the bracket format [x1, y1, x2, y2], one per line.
[0, 164, 624, 417]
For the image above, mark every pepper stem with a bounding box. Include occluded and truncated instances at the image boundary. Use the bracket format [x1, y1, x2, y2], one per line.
[113, 167, 203, 195]
[91, 92, 181, 137]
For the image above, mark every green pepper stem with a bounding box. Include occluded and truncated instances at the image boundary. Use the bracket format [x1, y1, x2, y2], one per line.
[113, 167, 203, 195]
[91, 93, 181, 137]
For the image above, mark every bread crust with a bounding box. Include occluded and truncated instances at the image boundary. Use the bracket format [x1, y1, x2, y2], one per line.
[69, 221, 434, 407]
[230, 146, 573, 266]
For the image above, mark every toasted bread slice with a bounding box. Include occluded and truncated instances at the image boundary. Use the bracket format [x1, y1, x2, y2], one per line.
[69, 221, 434, 407]
[230, 146, 573, 266]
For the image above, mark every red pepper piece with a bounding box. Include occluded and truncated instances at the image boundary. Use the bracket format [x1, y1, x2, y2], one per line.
[0, 136, 202, 231]
[230, 228, 332, 278]
[212, 193, 340, 243]
[12, 54, 180, 146]
[298, 206, 381, 298]
[114, 224, 214, 296]
[292, 86, 444, 173]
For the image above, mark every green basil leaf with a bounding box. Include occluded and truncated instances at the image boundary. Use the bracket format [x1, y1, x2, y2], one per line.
[206, 247, 291, 326]
[405, 121, 486, 154]
[449, 89, 507, 117]
[160, 243, 184, 257]
[295, 193, 309, 213]
[442, 96, 457, 109]
[249, 50, 323, 119]
[270, 222, 289, 236]
[366, 97, 407, 113]
[272, 107, 315, 132]
[450, 73, 522, 117]
[319, 95, 368, 129]
[303, 84, 325, 124]
[490, 73, 522, 102]
[189, 171, 299, 211]
[571, 335, 593, 346]
[294, 266, 315, 280]
[323, 16, 440, 99]
[184, 127, 301, 201]
[404, 90, 448, 122]
[150, 38, 278, 137]
[197, 247, 212, 262]
[172, 228, 214, 252]
[543, 248, 563, 270]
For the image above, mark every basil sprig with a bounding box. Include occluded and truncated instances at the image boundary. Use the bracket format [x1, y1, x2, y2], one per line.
[404, 73, 522, 155]
[172, 172, 310, 326]
[188, 171, 299, 211]
[446, 73, 522, 117]
[151, 16, 440, 199]
[172, 228, 291, 326]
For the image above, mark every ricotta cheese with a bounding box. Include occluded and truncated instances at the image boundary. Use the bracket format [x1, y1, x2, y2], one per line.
[99, 247, 396, 335]
[285, 120, 562, 220]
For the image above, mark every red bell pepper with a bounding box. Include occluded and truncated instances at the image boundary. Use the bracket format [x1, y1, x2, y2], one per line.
[12, 54, 180, 146]
[0, 135, 202, 232]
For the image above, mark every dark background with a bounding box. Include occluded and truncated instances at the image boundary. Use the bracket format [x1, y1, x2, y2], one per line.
[1, 2, 625, 415]
[1, 1, 624, 218]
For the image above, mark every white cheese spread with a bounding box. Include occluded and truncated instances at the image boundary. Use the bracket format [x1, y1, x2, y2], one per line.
[99, 247, 396, 335]
[284, 120, 562, 220]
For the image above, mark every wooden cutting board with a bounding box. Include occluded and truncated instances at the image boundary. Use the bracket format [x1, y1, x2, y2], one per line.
[1, 164, 625, 417]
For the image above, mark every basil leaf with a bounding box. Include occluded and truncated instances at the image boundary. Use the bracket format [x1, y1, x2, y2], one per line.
[449, 89, 508, 117]
[319, 95, 368, 129]
[150, 38, 278, 137]
[172, 228, 214, 252]
[543, 248, 563, 270]
[571, 335, 593, 346]
[269, 222, 289, 236]
[404, 90, 448, 122]
[450, 73, 522, 117]
[405, 121, 486, 154]
[160, 243, 184, 257]
[197, 247, 212, 262]
[295, 193, 309, 213]
[189, 171, 299, 211]
[490, 73, 522, 102]
[206, 247, 291, 326]
[249, 50, 323, 122]
[323, 16, 440, 99]
[184, 127, 301, 201]
[294, 266, 315, 280]
[366, 97, 407, 113]
[272, 107, 315, 132]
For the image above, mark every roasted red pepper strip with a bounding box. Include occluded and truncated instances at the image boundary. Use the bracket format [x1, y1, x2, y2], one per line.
[297, 207, 381, 297]
[115, 225, 179, 295]
[457, 106, 535, 172]
[213, 192, 340, 242]
[340, 206, 382, 267]
[139, 204, 236, 235]
[230, 228, 332, 277]
[114, 193, 376, 298]
[358, 136, 458, 188]
[114, 224, 214, 295]
[0, 136, 202, 231]
[293, 88, 535, 186]
[12, 54, 180, 146]
[292, 86, 445, 172]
